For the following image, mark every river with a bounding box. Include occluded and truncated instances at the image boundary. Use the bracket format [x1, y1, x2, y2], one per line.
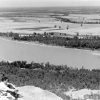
[0, 37, 100, 69]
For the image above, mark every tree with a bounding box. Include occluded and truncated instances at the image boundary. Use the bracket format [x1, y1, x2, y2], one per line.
[59, 26, 61, 29]
[66, 25, 69, 30]
[54, 25, 57, 28]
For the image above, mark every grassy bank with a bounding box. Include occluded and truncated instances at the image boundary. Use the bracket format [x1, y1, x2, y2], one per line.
[0, 61, 100, 99]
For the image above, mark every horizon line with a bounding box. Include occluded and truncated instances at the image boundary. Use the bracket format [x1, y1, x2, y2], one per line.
[0, 5, 100, 8]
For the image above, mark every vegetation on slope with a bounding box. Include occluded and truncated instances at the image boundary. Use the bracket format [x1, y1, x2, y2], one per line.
[0, 61, 100, 89]
[0, 61, 100, 99]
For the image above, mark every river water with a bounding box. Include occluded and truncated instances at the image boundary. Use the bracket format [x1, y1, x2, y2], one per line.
[0, 37, 100, 69]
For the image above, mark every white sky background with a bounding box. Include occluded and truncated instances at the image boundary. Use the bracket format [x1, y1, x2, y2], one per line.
[0, 0, 100, 7]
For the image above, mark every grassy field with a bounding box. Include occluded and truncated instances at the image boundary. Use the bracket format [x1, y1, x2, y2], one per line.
[1, 7, 100, 34]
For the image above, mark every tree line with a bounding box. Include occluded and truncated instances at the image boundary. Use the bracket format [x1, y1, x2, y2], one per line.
[1, 32, 100, 50]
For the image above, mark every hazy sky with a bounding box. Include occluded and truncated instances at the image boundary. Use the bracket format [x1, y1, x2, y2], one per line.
[0, 0, 100, 7]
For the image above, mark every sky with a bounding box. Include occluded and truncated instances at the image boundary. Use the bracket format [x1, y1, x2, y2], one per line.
[0, 0, 100, 8]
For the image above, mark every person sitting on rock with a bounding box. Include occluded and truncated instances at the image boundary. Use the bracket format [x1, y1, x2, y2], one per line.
[0, 77, 19, 100]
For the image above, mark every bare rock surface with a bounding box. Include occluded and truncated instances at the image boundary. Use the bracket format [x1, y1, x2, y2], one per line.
[17, 86, 63, 100]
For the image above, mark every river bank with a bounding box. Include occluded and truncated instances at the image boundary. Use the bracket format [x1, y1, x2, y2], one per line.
[1, 33, 100, 52]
